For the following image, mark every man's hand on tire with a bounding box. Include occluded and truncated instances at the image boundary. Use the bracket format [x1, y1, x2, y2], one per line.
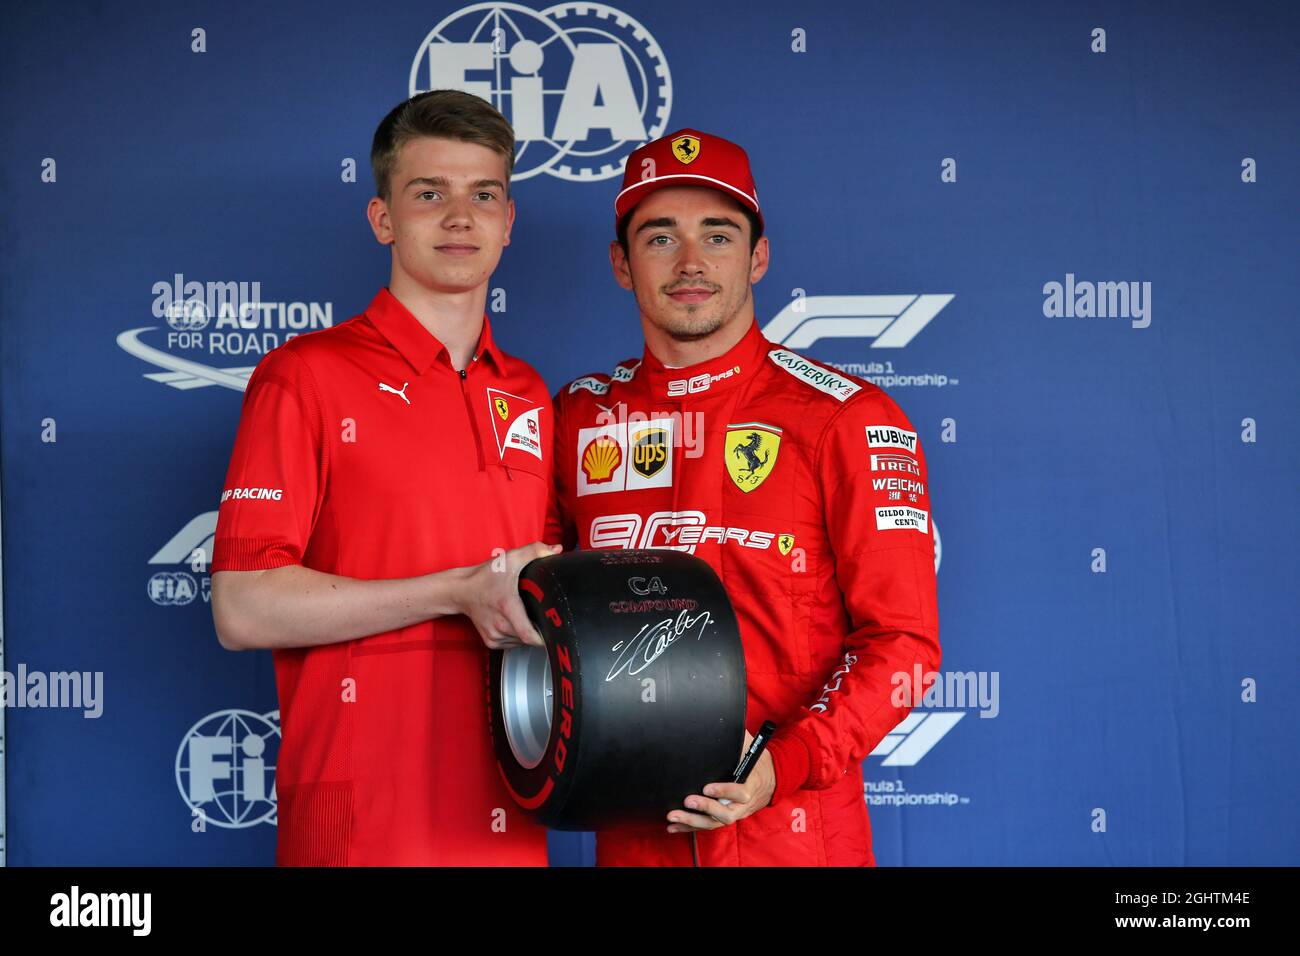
[667, 730, 776, 833]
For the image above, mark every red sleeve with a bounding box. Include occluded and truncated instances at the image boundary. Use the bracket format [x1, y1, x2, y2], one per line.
[210, 345, 326, 572]
[766, 388, 942, 797]
[544, 386, 577, 551]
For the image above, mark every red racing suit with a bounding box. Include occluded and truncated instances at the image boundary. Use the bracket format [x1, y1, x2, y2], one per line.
[546, 319, 941, 866]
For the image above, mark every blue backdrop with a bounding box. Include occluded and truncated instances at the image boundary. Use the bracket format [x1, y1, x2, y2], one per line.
[1, 0, 1296, 866]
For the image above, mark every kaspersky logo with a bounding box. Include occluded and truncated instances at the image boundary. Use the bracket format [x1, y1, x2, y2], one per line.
[411, 3, 671, 182]
[761, 294, 954, 350]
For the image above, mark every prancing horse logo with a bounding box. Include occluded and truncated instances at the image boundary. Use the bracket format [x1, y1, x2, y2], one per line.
[672, 134, 700, 165]
[733, 433, 768, 475]
[379, 381, 410, 405]
[724, 422, 782, 493]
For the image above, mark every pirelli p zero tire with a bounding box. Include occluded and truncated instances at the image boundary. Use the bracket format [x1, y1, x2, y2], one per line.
[489, 550, 747, 831]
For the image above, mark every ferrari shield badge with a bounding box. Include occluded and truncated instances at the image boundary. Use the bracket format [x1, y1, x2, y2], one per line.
[672, 134, 701, 165]
[725, 422, 781, 492]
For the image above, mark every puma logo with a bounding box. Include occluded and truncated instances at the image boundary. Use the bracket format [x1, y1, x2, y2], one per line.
[379, 381, 410, 405]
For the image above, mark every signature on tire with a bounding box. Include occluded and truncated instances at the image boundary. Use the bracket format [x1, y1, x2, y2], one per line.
[606, 610, 713, 681]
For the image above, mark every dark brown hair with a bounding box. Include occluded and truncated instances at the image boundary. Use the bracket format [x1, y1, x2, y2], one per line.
[371, 90, 515, 204]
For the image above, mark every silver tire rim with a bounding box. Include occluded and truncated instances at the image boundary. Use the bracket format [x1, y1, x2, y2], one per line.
[501, 645, 554, 770]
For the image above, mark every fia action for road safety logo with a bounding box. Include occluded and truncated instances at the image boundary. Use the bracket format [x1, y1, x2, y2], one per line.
[725, 422, 781, 492]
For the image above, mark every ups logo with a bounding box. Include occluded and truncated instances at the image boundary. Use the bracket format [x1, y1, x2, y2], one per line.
[631, 427, 669, 478]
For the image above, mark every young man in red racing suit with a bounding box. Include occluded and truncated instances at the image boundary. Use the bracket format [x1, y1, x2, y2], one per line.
[545, 129, 942, 866]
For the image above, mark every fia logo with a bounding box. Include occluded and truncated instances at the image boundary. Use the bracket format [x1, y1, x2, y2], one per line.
[147, 512, 217, 607]
[175, 709, 280, 829]
[410, 3, 672, 182]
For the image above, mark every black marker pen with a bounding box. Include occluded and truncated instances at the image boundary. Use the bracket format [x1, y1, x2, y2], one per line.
[732, 720, 778, 784]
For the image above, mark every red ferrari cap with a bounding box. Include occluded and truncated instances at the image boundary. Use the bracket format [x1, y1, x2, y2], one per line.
[615, 128, 763, 234]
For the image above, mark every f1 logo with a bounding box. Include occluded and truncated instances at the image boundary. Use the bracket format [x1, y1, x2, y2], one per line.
[870, 711, 964, 766]
[761, 294, 953, 349]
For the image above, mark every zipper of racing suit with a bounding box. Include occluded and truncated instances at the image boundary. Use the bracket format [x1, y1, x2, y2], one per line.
[458, 360, 486, 471]
[687, 386, 747, 869]
[674, 389, 699, 869]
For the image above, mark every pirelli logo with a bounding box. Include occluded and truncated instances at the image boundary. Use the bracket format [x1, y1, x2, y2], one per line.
[767, 349, 861, 401]
[870, 453, 921, 476]
[865, 425, 917, 453]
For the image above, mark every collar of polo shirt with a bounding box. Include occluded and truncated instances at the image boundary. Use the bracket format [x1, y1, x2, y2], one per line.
[366, 286, 503, 376]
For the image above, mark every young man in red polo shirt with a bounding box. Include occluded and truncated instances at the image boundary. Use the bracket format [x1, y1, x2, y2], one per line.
[210, 91, 556, 865]
[547, 130, 941, 865]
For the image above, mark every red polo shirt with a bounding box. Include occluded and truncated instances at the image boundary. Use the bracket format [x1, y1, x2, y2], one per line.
[210, 287, 552, 865]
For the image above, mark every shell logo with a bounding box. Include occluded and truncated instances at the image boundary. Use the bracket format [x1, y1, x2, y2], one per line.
[581, 436, 622, 483]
